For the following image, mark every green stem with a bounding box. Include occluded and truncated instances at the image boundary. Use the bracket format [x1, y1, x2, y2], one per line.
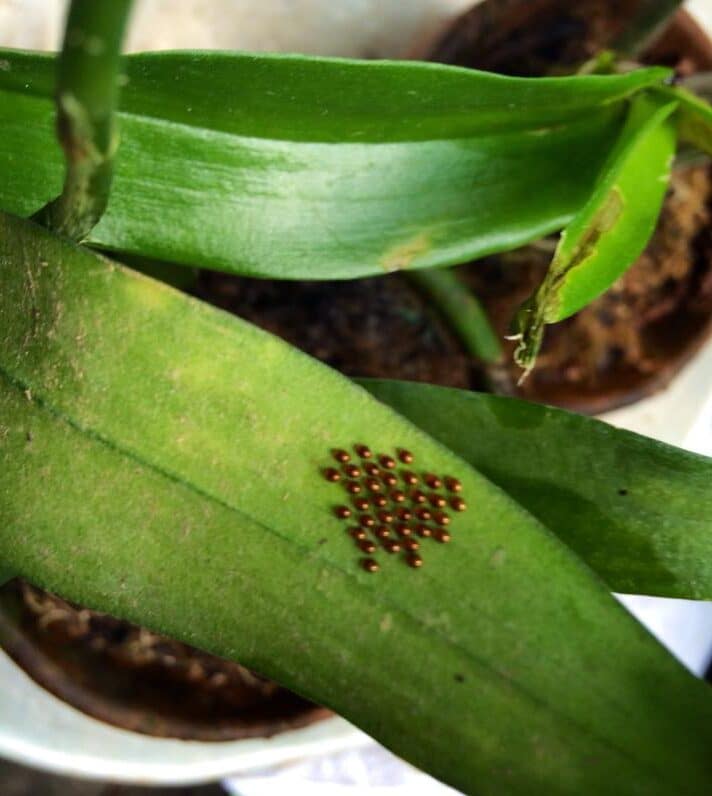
[408, 267, 503, 364]
[33, 0, 132, 241]
[612, 0, 684, 58]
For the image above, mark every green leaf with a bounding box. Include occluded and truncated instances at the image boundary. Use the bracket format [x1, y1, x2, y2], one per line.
[362, 379, 712, 600]
[0, 50, 671, 278]
[1, 210, 711, 794]
[655, 83, 712, 156]
[514, 92, 678, 371]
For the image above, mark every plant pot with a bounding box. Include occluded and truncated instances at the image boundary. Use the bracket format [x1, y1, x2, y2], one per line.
[414, 0, 712, 414]
[0, 581, 330, 743]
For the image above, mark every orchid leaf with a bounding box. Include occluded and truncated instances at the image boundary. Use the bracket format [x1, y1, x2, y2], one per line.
[656, 83, 712, 156]
[0, 50, 672, 278]
[514, 92, 678, 372]
[362, 380, 712, 600]
[1, 211, 712, 794]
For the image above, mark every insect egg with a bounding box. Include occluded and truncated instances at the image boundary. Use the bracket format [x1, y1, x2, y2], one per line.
[327, 450, 458, 573]
[450, 497, 467, 512]
[358, 538, 376, 554]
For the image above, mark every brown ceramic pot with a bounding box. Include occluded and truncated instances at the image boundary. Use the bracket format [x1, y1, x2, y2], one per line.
[0, 580, 329, 741]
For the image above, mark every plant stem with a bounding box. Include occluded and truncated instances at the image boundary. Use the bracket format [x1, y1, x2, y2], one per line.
[612, 0, 684, 58]
[33, 0, 132, 241]
[408, 267, 503, 364]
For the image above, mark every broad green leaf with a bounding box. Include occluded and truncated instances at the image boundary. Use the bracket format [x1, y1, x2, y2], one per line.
[362, 380, 712, 600]
[1, 211, 712, 795]
[0, 50, 671, 278]
[514, 93, 677, 371]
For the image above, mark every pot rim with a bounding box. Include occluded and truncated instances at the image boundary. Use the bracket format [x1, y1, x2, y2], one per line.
[0, 647, 369, 785]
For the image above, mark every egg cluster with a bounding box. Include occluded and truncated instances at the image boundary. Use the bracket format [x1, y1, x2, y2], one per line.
[323, 444, 466, 573]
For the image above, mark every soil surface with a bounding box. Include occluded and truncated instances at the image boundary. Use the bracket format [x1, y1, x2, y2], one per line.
[469, 164, 712, 410]
[423, 0, 712, 76]
[196, 266, 477, 389]
[420, 1, 712, 411]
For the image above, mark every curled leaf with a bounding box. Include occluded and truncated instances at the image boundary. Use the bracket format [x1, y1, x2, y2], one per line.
[514, 92, 678, 374]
